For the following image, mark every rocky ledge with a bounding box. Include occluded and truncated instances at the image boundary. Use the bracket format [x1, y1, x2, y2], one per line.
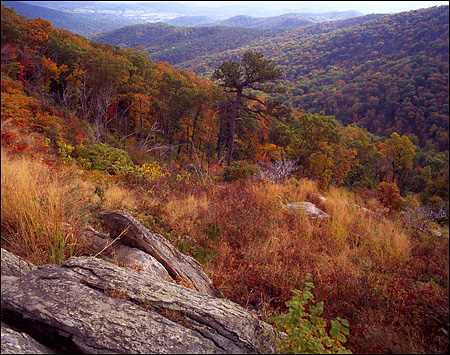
[1, 210, 278, 354]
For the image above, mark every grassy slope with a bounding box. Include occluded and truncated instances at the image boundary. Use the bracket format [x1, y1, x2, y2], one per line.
[1, 73, 449, 353]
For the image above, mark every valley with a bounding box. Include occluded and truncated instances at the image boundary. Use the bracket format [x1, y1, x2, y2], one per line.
[1, 2, 449, 354]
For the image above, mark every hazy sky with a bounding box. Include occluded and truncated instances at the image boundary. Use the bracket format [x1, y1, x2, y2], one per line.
[176, 1, 449, 14]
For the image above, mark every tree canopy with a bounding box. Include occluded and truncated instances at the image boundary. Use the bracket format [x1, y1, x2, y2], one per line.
[213, 51, 285, 165]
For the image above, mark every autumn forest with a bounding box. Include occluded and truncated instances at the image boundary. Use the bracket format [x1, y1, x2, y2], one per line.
[1, 3, 449, 354]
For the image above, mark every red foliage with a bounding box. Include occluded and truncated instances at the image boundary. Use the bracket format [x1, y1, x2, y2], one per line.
[106, 102, 117, 123]
[377, 182, 403, 211]
[14, 141, 29, 152]
[356, 182, 404, 213]
[1, 129, 19, 147]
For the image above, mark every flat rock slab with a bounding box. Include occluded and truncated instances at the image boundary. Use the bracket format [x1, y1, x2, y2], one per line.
[1, 256, 277, 354]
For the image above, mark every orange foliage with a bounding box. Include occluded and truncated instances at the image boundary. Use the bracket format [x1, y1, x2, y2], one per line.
[26, 18, 53, 51]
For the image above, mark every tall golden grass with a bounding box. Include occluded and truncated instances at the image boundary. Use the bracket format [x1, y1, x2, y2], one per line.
[1, 151, 90, 264]
[157, 178, 445, 353]
[1, 146, 447, 353]
[0, 149, 158, 265]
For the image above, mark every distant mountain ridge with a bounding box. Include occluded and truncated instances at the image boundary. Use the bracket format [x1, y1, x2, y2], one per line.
[91, 13, 383, 66]
[2, 1, 364, 35]
[90, 23, 280, 65]
[1, 0, 137, 35]
[166, 11, 364, 29]
[175, 6, 449, 149]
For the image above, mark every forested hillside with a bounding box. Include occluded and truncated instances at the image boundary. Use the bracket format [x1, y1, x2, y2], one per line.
[2, 0, 134, 36]
[90, 23, 283, 65]
[1, 5, 449, 354]
[1, 2, 448, 202]
[91, 13, 384, 65]
[177, 6, 449, 152]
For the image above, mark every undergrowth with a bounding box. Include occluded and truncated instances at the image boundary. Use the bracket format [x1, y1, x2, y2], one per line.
[1, 72, 448, 353]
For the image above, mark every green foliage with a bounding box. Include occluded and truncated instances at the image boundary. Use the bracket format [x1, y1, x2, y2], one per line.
[268, 274, 351, 354]
[180, 6, 450, 152]
[214, 51, 284, 91]
[382, 132, 417, 192]
[72, 143, 135, 175]
[213, 51, 285, 165]
[56, 138, 74, 158]
[91, 23, 274, 65]
[204, 222, 221, 244]
[222, 160, 260, 182]
[1, 4, 27, 46]
[282, 112, 339, 165]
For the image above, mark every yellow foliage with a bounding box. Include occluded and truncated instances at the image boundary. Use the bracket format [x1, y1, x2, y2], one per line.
[40, 56, 67, 90]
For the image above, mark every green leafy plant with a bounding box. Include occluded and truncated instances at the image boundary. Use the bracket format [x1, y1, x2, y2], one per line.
[72, 143, 135, 175]
[268, 274, 352, 354]
[204, 222, 221, 244]
[222, 160, 260, 182]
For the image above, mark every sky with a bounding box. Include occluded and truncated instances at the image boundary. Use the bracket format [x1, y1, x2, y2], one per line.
[172, 1, 450, 14]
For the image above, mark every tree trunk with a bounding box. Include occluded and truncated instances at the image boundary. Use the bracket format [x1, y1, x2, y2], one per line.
[226, 90, 242, 166]
[189, 108, 201, 162]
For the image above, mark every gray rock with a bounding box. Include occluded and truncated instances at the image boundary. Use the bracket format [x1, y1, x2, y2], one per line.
[98, 210, 217, 296]
[1, 256, 277, 354]
[1, 248, 37, 277]
[286, 202, 329, 220]
[80, 227, 172, 281]
[1, 322, 58, 354]
[430, 230, 443, 238]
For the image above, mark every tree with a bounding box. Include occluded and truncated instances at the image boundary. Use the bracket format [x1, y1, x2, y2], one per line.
[382, 132, 417, 193]
[213, 51, 284, 165]
[282, 112, 340, 168]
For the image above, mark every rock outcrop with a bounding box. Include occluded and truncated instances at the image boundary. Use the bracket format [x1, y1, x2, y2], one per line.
[96, 210, 217, 297]
[286, 201, 329, 220]
[80, 226, 173, 282]
[1, 210, 278, 354]
[1, 247, 37, 277]
[1, 322, 58, 354]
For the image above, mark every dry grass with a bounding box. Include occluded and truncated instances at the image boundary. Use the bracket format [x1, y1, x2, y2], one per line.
[166, 192, 210, 223]
[154, 178, 446, 354]
[0, 149, 149, 265]
[1, 151, 86, 264]
[1, 144, 447, 353]
[103, 184, 140, 211]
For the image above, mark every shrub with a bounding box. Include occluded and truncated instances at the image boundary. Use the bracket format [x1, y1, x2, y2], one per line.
[222, 160, 260, 182]
[377, 182, 404, 212]
[268, 274, 352, 354]
[72, 143, 135, 175]
[259, 158, 299, 184]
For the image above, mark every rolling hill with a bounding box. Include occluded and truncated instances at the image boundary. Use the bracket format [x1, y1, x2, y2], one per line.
[1, 0, 136, 36]
[90, 13, 383, 66]
[1, 1, 364, 35]
[175, 6, 449, 150]
[166, 11, 364, 29]
[90, 23, 283, 65]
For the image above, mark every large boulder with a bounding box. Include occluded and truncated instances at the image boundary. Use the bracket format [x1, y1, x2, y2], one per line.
[80, 226, 172, 281]
[1, 253, 277, 354]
